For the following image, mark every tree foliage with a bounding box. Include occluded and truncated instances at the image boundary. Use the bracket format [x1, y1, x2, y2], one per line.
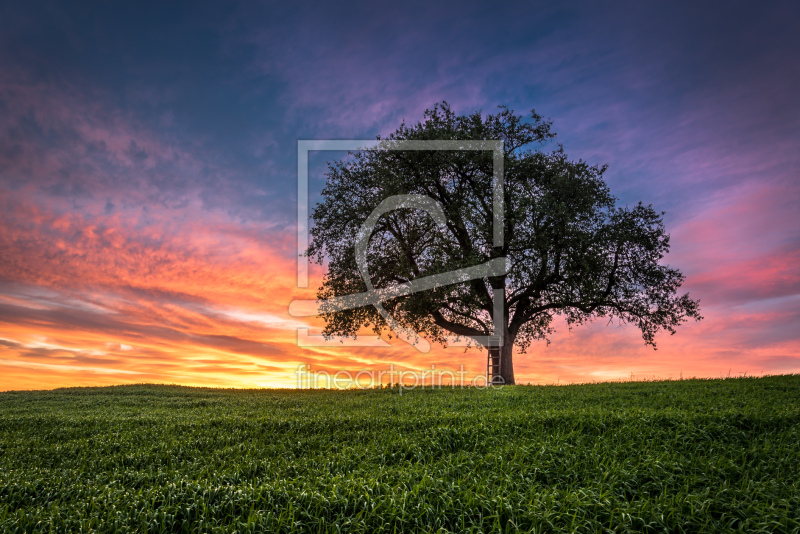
[308, 102, 702, 383]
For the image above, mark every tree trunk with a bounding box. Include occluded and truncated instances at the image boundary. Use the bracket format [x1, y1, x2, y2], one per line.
[499, 341, 515, 385]
[488, 339, 515, 385]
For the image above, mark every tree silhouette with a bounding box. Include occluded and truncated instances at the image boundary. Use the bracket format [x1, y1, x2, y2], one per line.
[308, 103, 702, 384]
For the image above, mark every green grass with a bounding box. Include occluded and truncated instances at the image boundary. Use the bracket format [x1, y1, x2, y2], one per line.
[1, 376, 799, 533]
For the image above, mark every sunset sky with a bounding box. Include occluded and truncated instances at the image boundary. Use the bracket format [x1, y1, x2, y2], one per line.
[1, 1, 798, 390]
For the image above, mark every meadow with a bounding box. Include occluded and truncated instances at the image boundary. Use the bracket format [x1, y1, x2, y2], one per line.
[1, 375, 798, 533]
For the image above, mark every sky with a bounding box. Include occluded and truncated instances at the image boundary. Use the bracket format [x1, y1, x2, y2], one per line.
[1, 1, 798, 390]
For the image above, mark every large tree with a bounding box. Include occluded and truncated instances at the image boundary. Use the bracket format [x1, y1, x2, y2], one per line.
[307, 103, 701, 384]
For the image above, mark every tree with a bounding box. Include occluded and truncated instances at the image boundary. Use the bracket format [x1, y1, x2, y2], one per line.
[307, 102, 702, 385]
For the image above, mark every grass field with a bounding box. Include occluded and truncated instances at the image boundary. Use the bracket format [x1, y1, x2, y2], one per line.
[1, 376, 799, 533]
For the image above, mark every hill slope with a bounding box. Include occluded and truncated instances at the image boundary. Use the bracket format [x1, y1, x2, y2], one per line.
[1, 376, 799, 532]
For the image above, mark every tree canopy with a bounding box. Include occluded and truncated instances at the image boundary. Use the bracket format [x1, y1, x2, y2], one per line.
[307, 102, 702, 384]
